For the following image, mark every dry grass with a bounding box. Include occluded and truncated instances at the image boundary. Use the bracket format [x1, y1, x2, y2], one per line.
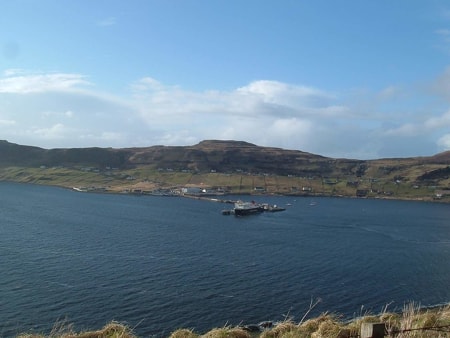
[259, 320, 298, 338]
[385, 303, 450, 338]
[13, 303, 450, 338]
[169, 328, 199, 338]
[200, 327, 250, 338]
[257, 303, 450, 338]
[16, 321, 135, 338]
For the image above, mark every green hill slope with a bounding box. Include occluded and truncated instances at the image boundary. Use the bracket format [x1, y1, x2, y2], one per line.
[0, 140, 449, 201]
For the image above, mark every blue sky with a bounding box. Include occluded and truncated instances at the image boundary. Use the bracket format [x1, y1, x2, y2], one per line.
[1, 0, 450, 159]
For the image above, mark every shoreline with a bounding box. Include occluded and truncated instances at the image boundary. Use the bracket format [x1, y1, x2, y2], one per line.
[1, 178, 449, 205]
[11, 302, 450, 337]
[1, 161, 449, 203]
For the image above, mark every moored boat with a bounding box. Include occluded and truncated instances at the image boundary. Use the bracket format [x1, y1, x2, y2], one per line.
[263, 204, 286, 212]
[233, 200, 265, 216]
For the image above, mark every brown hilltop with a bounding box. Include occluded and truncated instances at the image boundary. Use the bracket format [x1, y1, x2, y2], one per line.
[124, 139, 330, 175]
[427, 150, 450, 164]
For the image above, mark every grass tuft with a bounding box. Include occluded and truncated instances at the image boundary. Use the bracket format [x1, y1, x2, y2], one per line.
[260, 321, 298, 338]
[311, 318, 341, 338]
[169, 329, 199, 338]
[76, 321, 134, 338]
[200, 327, 250, 338]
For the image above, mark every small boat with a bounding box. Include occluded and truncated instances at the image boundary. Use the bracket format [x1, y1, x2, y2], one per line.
[263, 204, 286, 212]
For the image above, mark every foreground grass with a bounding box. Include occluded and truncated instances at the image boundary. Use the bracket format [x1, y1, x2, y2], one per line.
[16, 303, 450, 338]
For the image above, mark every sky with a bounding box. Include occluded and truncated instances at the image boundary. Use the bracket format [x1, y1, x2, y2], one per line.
[1, 0, 450, 159]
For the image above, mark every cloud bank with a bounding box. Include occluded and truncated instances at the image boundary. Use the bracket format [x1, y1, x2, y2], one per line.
[0, 69, 449, 159]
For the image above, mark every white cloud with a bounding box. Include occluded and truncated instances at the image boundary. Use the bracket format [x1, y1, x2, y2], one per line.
[32, 123, 68, 139]
[424, 109, 450, 129]
[131, 77, 165, 92]
[384, 123, 420, 137]
[132, 78, 340, 122]
[42, 110, 75, 119]
[1, 69, 450, 158]
[3, 68, 26, 77]
[377, 85, 403, 101]
[0, 71, 90, 93]
[237, 80, 331, 104]
[236, 80, 338, 118]
[437, 134, 450, 149]
[0, 119, 16, 126]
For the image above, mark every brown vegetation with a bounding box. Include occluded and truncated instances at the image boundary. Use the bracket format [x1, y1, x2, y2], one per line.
[15, 303, 450, 338]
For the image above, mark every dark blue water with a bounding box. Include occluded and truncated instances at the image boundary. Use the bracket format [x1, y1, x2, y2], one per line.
[1, 182, 449, 337]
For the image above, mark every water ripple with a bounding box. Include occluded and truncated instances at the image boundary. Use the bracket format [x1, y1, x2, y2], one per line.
[0, 184, 449, 336]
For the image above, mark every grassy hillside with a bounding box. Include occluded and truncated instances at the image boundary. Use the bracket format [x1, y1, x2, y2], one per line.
[1, 140, 449, 202]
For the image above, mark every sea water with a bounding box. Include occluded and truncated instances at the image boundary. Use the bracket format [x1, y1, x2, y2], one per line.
[0, 182, 449, 337]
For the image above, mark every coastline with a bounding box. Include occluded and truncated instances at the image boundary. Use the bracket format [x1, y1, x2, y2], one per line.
[0, 161, 449, 203]
[1, 177, 449, 205]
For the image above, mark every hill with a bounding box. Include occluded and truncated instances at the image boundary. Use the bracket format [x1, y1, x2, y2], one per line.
[0, 139, 341, 175]
[0, 139, 449, 201]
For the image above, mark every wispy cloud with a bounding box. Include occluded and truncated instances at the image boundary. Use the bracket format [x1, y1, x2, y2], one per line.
[0, 69, 449, 158]
[383, 123, 420, 137]
[440, 8, 450, 20]
[435, 28, 450, 45]
[0, 119, 16, 126]
[425, 110, 450, 129]
[32, 123, 68, 140]
[431, 66, 450, 101]
[96, 17, 116, 27]
[438, 133, 450, 148]
[377, 85, 404, 101]
[0, 71, 90, 93]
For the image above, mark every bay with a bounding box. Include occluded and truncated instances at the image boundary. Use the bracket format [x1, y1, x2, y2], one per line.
[0, 182, 449, 337]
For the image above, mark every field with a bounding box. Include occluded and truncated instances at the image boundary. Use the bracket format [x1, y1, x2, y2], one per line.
[1, 163, 449, 203]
